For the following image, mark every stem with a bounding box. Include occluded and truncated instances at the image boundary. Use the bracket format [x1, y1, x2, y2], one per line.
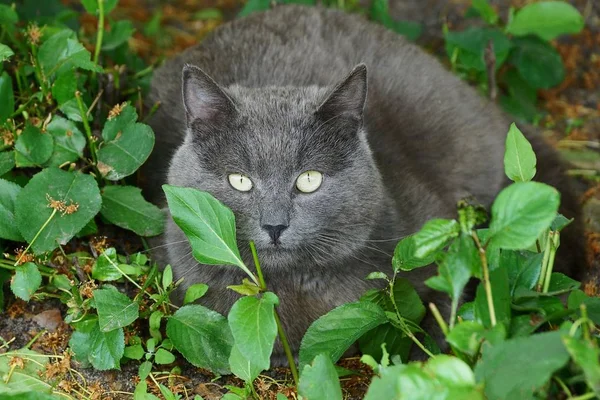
[389, 279, 435, 358]
[542, 232, 560, 293]
[580, 304, 591, 342]
[472, 232, 496, 327]
[30, 44, 49, 96]
[569, 393, 597, 400]
[15, 209, 57, 266]
[75, 91, 100, 173]
[92, 0, 105, 74]
[537, 233, 553, 292]
[429, 303, 449, 336]
[249, 241, 299, 386]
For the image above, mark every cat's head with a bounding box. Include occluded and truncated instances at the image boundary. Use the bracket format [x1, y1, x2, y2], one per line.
[167, 64, 387, 269]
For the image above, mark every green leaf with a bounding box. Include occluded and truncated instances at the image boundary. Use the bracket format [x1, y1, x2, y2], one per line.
[15, 168, 101, 254]
[227, 278, 261, 296]
[229, 344, 262, 383]
[81, 0, 119, 14]
[162, 265, 173, 288]
[0, 349, 51, 395]
[44, 116, 86, 167]
[100, 185, 164, 236]
[238, 0, 270, 17]
[0, 151, 15, 176]
[0, 178, 24, 241]
[52, 70, 77, 106]
[445, 27, 512, 72]
[69, 320, 124, 370]
[228, 294, 278, 372]
[10, 262, 42, 301]
[503, 251, 542, 295]
[163, 185, 255, 281]
[94, 287, 139, 332]
[92, 248, 122, 281]
[102, 103, 139, 141]
[504, 123, 536, 182]
[102, 20, 135, 51]
[124, 344, 144, 360]
[474, 266, 511, 328]
[412, 219, 459, 258]
[166, 304, 233, 374]
[97, 122, 154, 180]
[446, 321, 486, 358]
[472, 0, 498, 25]
[568, 290, 600, 325]
[0, 5, 18, 27]
[547, 272, 580, 293]
[155, 348, 175, 365]
[506, 1, 584, 41]
[392, 235, 437, 271]
[551, 214, 572, 231]
[299, 301, 387, 370]
[562, 336, 600, 397]
[138, 360, 152, 379]
[359, 323, 413, 364]
[15, 124, 54, 166]
[475, 331, 570, 400]
[511, 36, 565, 89]
[38, 30, 102, 77]
[149, 310, 163, 341]
[487, 182, 560, 250]
[0, 71, 14, 121]
[0, 44, 14, 63]
[184, 283, 209, 304]
[299, 354, 343, 400]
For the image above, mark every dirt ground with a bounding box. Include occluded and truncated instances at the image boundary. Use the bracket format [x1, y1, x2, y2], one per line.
[1, 0, 599, 399]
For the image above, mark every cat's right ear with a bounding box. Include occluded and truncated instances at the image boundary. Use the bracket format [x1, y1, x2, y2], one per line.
[182, 64, 236, 126]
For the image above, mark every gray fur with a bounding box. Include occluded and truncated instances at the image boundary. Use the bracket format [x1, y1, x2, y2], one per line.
[143, 5, 584, 364]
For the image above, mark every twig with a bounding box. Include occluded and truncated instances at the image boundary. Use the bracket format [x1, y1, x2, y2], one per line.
[484, 40, 497, 101]
[471, 232, 496, 326]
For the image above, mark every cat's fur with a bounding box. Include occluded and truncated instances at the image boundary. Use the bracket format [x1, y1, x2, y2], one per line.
[144, 5, 585, 363]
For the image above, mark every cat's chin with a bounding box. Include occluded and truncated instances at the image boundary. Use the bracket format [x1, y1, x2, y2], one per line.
[252, 245, 309, 270]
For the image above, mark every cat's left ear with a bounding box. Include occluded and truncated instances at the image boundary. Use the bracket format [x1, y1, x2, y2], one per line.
[316, 64, 367, 121]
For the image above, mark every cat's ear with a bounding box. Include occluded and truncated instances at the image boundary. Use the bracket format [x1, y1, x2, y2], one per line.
[182, 64, 236, 125]
[316, 64, 367, 121]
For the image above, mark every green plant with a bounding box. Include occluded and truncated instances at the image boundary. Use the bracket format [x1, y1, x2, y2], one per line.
[445, 0, 584, 122]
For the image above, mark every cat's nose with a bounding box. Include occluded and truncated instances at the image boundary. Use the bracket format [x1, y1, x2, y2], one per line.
[262, 224, 288, 244]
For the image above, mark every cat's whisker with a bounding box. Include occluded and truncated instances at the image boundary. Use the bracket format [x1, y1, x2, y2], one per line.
[140, 239, 190, 253]
[317, 233, 393, 257]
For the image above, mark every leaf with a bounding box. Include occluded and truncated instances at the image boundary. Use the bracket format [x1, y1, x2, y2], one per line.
[0, 178, 24, 241]
[412, 219, 459, 258]
[551, 214, 572, 231]
[102, 20, 135, 50]
[299, 301, 387, 370]
[162, 265, 173, 289]
[547, 272, 580, 293]
[474, 266, 511, 328]
[568, 290, 600, 325]
[38, 30, 102, 77]
[102, 103, 139, 141]
[474, 331, 570, 400]
[446, 321, 486, 358]
[155, 349, 175, 365]
[124, 344, 144, 360]
[166, 304, 233, 374]
[14, 124, 54, 166]
[487, 182, 560, 250]
[511, 36, 565, 89]
[228, 294, 278, 372]
[299, 354, 343, 400]
[15, 168, 101, 254]
[10, 262, 42, 301]
[97, 123, 154, 180]
[183, 284, 209, 303]
[238, 0, 270, 17]
[92, 248, 123, 281]
[229, 344, 262, 383]
[392, 235, 437, 271]
[562, 336, 600, 397]
[504, 123, 536, 182]
[163, 186, 256, 281]
[44, 116, 86, 167]
[0, 44, 14, 63]
[94, 287, 139, 332]
[69, 319, 125, 370]
[100, 185, 164, 236]
[370, 0, 422, 40]
[359, 323, 412, 363]
[0, 151, 15, 176]
[471, 0, 498, 25]
[503, 250, 542, 295]
[506, 1, 584, 41]
[0, 349, 51, 395]
[81, 0, 119, 14]
[445, 27, 512, 72]
[0, 5, 18, 27]
[139, 360, 152, 379]
[0, 71, 14, 121]
[52, 70, 77, 106]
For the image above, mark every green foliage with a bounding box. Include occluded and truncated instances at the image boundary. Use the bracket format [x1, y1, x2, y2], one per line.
[504, 123, 536, 182]
[505, 1, 584, 40]
[10, 262, 41, 301]
[100, 185, 164, 236]
[299, 354, 343, 400]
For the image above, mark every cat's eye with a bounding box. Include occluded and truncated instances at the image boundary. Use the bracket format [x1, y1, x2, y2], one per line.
[228, 174, 253, 192]
[296, 171, 323, 193]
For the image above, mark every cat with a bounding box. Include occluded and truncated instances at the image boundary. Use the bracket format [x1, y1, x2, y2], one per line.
[143, 4, 585, 364]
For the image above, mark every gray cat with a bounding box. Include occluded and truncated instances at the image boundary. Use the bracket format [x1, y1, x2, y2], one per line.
[144, 5, 585, 363]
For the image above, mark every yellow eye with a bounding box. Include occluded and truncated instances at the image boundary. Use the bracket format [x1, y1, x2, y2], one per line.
[296, 171, 323, 193]
[228, 174, 253, 192]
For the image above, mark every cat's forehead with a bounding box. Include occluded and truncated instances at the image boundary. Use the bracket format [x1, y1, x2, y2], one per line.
[228, 85, 327, 117]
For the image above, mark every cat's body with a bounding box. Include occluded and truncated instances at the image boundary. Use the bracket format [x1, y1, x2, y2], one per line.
[145, 5, 584, 362]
